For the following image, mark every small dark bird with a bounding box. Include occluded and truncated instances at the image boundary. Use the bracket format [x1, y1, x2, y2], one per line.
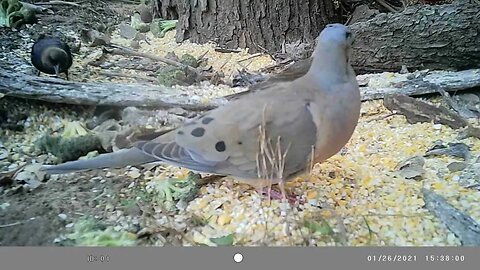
[138, 3, 153, 23]
[31, 36, 73, 80]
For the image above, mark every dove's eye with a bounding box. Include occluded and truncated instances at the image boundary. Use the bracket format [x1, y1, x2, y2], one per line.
[346, 32, 351, 39]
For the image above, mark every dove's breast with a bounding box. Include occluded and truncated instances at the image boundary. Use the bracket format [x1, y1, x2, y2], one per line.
[307, 81, 361, 163]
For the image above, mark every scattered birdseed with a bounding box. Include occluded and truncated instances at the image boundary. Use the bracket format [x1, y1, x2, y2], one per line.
[1, 29, 478, 246]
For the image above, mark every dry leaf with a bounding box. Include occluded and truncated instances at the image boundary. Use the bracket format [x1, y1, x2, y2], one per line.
[396, 156, 425, 180]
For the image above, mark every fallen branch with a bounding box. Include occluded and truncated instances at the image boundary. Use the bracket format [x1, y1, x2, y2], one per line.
[383, 94, 480, 139]
[36, 1, 82, 7]
[435, 86, 478, 119]
[422, 188, 480, 246]
[227, 69, 480, 101]
[1, 67, 479, 111]
[0, 68, 217, 111]
[363, 69, 480, 100]
[384, 94, 468, 128]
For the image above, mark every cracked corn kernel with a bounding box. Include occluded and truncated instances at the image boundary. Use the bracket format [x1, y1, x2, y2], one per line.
[197, 198, 208, 209]
[306, 190, 318, 200]
[217, 214, 232, 225]
[320, 210, 333, 218]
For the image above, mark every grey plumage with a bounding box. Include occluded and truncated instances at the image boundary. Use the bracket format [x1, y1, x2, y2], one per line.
[42, 148, 157, 174]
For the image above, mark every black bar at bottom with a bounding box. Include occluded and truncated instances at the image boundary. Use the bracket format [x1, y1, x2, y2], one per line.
[0, 247, 478, 270]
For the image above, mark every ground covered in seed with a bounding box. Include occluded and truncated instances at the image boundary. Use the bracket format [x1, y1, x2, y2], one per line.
[1, 1, 479, 246]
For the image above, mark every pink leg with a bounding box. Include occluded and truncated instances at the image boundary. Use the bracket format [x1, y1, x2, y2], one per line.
[257, 185, 300, 204]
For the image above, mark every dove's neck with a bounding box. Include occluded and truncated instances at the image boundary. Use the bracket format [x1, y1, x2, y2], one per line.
[306, 46, 353, 88]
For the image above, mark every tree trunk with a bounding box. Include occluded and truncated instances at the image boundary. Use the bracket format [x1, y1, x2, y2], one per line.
[154, 0, 179, 20]
[165, 0, 342, 53]
[158, 0, 479, 73]
[350, 0, 480, 73]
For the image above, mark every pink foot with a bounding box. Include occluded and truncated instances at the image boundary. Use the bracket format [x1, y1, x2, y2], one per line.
[258, 187, 301, 204]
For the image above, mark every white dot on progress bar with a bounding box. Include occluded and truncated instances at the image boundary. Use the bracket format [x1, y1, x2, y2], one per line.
[233, 253, 243, 263]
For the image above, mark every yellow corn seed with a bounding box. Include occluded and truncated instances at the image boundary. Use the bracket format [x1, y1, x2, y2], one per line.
[217, 214, 232, 225]
[337, 200, 348, 207]
[321, 210, 332, 218]
[306, 190, 318, 200]
[197, 198, 208, 209]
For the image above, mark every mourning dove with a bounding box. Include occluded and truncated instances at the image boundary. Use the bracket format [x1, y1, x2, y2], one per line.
[137, 1, 153, 23]
[41, 24, 361, 195]
[31, 36, 73, 80]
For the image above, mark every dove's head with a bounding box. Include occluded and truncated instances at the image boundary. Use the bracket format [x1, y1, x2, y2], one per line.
[307, 23, 356, 82]
[317, 23, 354, 49]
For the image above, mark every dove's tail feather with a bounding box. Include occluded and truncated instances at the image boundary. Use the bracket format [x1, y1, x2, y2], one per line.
[40, 148, 157, 174]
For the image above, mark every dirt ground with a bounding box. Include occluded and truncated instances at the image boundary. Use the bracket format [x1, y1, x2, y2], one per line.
[0, 158, 128, 245]
[0, 1, 137, 246]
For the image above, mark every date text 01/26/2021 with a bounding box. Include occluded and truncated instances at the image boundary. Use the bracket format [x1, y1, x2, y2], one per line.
[367, 255, 417, 262]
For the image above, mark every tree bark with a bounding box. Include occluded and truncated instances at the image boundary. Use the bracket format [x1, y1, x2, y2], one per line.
[159, 0, 479, 73]
[154, 0, 179, 20]
[349, 0, 480, 73]
[169, 0, 342, 53]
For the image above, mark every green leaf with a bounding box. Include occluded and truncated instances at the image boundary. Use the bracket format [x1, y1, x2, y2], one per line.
[0, 0, 23, 28]
[210, 234, 235, 246]
[304, 219, 334, 235]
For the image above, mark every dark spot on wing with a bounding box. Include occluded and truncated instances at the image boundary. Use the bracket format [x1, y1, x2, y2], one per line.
[177, 130, 184, 135]
[191, 127, 205, 137]
[215, 141, 226, 152]
[202, 117, 214, 125]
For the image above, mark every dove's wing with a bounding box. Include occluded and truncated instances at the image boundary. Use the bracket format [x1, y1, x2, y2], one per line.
[136, 83, 319, 179]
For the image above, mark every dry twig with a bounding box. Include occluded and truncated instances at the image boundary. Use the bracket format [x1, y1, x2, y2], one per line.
[106, 44, 201, 77]
[98, 71, 157, 83]
[35, 0, 102, 16]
